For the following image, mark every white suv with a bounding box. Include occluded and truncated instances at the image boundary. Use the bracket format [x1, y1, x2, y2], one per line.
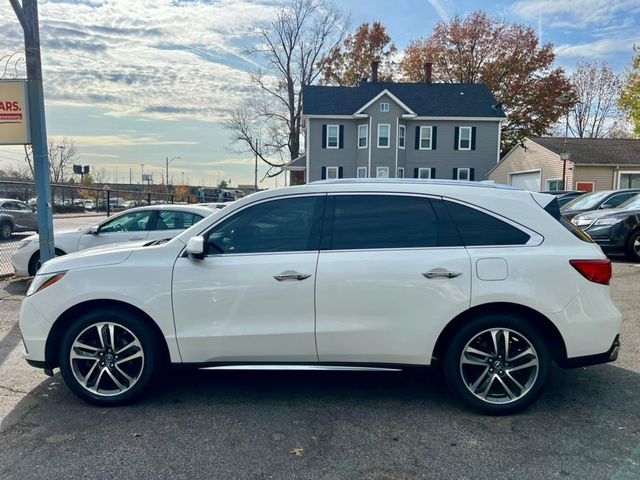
[19, 180, 621, 414]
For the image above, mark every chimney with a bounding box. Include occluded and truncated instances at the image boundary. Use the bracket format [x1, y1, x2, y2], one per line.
[424, 62, 432, 83]
[371, 60, 380, 83]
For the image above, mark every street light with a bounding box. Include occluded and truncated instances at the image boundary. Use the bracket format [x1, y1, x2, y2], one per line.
[556, 92, 574, 190]
[165, 156, 180, 194]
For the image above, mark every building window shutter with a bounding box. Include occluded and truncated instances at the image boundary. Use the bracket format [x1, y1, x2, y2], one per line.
[431, 168, 436, 179]
[339, 125, 344, 149]
[452, 168, 458, 180]
[432, 126, 437, 150]
[414, 168, 419, 178]
[338, 166, 344, 178]
[415, 126, 420, 150]
[470, 168, 475, 181]
[471, 127, 477, 150]
[321, 166, 327, 179]
[322, 125, 327, 149]
[454, 127, 459, 150]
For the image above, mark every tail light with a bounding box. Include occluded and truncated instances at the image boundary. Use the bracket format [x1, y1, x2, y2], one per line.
[569, 259, 612, 285]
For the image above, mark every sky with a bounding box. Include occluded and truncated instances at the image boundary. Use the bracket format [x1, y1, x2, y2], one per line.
[0, 0, 638, 188]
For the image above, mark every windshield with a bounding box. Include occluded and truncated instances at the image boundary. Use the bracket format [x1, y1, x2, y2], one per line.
[561, 191, 610, 211]
[619, 194, 640, 210]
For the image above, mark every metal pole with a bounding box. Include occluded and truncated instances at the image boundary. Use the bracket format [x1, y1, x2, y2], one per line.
[254, 138, 258, 193]
[11, 0, 55, 262]
[106, 189, 111, 217]
[562, 106, 569, 190]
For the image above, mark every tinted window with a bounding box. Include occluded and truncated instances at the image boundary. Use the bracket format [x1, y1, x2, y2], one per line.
[330, 195, 437, 250]
[99, 211, 152, 233]
[207, 196, 323, 254]
[156, 211, 203, 230]
[544, 198, 593, 243]
[602, 192, 637, 208]
[445, 201, 530, 246]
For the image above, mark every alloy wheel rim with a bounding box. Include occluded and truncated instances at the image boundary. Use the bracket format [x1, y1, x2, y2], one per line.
[459, 328, 539, 405]
[634, 237, 640, 254]
[70, 322, 144, 397]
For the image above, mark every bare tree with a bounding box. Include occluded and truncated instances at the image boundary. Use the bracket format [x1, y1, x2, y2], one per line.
[226, 0, 348, 178]
[570, 61, 622, 138]
[23, 136, 79, 182]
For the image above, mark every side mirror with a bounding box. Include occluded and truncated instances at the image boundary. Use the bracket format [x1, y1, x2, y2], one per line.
[90, 225, 100, 235]
[186, 235, 205, 260]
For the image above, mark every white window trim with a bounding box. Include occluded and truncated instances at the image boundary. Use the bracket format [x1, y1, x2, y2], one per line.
[357, 166, 368, 178]
[326, 166, 339, 179]
[357, 124, 368, 149]
[457, 167, 471, 181]
[397, 167, 405, 178]
[377, 124, 391, 149]
[458, 126, 472, 151]
[545, 178, 563, 190]
[380, 102, 390, 112]
[419, 126, 432, 150]
[418, 168, 432, 179]
[326, 124, 339, 149]
[398, 125, 406, 149]
[617, 171, 640, 189]
[376, 166, 390, 178]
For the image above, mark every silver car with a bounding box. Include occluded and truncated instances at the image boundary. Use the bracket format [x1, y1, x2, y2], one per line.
[0, 198, 38, 240]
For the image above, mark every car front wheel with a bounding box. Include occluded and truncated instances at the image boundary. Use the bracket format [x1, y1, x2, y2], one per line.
[58, 309, 160, 406]
[443, 314, 550, 415]
[0, 222, 12, 240]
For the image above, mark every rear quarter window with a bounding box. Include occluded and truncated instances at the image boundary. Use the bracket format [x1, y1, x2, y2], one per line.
[545, 198, 593, 243]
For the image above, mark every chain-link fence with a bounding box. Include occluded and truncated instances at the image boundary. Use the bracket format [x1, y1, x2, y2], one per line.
[0, 180, 242, 277]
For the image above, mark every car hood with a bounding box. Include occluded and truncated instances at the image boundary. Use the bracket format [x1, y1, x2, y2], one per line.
[38, 239, 150, 275]
[574, 207, 640, 221]
[22, 228, 85, 243]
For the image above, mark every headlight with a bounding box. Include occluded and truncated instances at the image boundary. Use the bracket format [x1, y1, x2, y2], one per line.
[26, 271, 66, 297]
[16, 238, 34, 250]
[594, 217, 624, 227]
[572, 218, 593, 227]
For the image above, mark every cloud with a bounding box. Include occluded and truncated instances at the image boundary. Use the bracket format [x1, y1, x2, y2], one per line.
[426, 0, 451, 22]
[511, 0, 640, 28]
[555, 37, 640, 58]
[49, 134, 198, 148]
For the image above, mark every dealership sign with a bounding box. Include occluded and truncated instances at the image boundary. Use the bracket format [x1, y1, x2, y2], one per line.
[0, 80, 30, 145]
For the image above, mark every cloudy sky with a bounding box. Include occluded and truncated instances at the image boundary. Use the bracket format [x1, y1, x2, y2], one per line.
[0, 0, 638, 188]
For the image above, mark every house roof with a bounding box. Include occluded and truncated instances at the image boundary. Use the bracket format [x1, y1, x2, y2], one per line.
[303, 82, 506, 118]
[531, 137, 640, 165]
[281, 154, 306, 170]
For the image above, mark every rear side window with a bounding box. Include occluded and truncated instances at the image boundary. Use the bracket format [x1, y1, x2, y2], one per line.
[445, 201, 530, 246]
[329, 195, 438, 250]
[544, 198, 593, 243]
[156, 211, 202, 230]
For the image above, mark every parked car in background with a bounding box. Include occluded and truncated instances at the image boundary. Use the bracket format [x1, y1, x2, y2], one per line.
[571, 194, 640, 261]
[560, 189, 640, 220]
[19, 180, 621, 414]
[0, 198, 38, 240]
[11, 204, 214, 276]
[84, 201, 96, 211]
[540, 190, 585, 208]
[123, 200, 138, 209]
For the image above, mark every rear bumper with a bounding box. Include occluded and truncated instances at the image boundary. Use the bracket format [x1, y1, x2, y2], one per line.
[559, 334, 620, 368]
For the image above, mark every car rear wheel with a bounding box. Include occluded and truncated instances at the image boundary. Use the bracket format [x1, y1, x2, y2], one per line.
[0, 222, 12, 240]
[58, 308, 160, 406]
[625, 230, 640, 262]
[443, 314, 550, 415]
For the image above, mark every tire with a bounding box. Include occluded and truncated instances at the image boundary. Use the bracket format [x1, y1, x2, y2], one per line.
[58, 308, 160, 406]
[0, 222, 12, 240]
[625, 230, 640, 262]
[28, 248, 66, 276]
[443, 314, 550, 415]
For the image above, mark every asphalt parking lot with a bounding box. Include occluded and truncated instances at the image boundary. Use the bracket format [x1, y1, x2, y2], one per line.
[0, 262, 639, 480]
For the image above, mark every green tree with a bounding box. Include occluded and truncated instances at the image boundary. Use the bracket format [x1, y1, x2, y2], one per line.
[619, 46, 640, 138]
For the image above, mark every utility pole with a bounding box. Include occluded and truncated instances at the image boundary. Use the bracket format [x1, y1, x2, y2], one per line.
[10, 0, 55, 262]
[254, 138, 258, 193]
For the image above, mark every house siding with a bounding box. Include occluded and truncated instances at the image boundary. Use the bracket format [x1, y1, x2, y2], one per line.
[573, 166, 640, 191]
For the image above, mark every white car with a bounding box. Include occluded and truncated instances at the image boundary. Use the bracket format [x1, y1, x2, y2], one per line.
[19, 180, 621, 414]
[12, 204, 214, 276]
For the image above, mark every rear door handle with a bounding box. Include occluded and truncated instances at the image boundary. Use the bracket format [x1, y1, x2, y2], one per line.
[423, 268, 462, 279]
[274, 271, 311, 281]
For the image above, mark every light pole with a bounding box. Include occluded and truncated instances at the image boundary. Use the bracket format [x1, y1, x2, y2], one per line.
[181, 171, 185, 185]
[556, 92, 574, 190]
[165, 156, 180, 194]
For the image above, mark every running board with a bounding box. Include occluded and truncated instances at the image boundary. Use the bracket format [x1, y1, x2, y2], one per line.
[198, 365, 402, 372]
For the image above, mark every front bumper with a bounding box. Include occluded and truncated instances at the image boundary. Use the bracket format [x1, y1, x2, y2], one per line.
[19, 296, 54, 366]
[559, 334, 620, 368]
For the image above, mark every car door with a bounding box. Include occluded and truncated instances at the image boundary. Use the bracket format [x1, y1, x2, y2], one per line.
[146, 210, 204, 241]
[15, 201, 37, 230]
[78, 209, 153, 250]
[2, 202, 25, 229]
[172, 195, 325, 363]
[314, 193, 471, 365]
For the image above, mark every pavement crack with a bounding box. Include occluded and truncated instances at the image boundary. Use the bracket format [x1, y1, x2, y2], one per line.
[0, 385, 31, 396]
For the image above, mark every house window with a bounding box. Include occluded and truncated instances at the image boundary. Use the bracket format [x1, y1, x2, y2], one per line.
[546, 179, 563, 191]
[327, 125, 339, 149]
[377, 124, 390, 148]
[357, 166, 368, 178]
[397, 167, 405, 178]
[376, 166, 389, 178]
[380, 102, 390, 112]
[398, 125, 406, 149]
[457, 168, 471, 181]
[619, 173, 640, 189]
[418, 168, 431, 179]
[420, 126, 432, 150]
[458, 126, 472, 150]
[357, 124, 368, 149]
[326, 166, 339, 179]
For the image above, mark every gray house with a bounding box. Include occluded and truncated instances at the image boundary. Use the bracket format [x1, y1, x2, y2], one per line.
[283, 64, 506, 185]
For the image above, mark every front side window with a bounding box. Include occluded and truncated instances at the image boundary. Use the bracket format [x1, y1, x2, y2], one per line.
[327, 125, 339, 149]
[357, 166, 368, 178]
[376, 166, 389, 178]
[330, 195, 438, 250]
[99, 211, 152, 233]
[420, 126, 432, 150]
[358, 124, 368, 148]
[399, 125, 406, 149]
[207, 196, 323, 255]
[459, 126, 472, 150]
[380, 102, 390, 112]
[156, 211, 203, 230]
[418, 168, 431, 179]
[457, 168, 470, 181]
[377, 124, 390, 148]
[326, 166, 339, 179]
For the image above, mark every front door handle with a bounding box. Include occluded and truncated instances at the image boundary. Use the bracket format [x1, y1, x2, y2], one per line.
[274, 271, 311, 281]
[423, 268, 463, 279]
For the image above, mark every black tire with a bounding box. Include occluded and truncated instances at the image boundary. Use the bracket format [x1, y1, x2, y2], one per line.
[0, 222, 12, 240]
[28, 248, 66, 276]
[625, 230, 640, 262]
[58, 308, 160, 406]
[443, 314, 550, 415]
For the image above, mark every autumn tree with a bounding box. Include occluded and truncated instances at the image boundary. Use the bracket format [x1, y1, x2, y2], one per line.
[619, 46, 640, 138]
[319, 21, 397, 86]
[400, 11, 571, 152]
